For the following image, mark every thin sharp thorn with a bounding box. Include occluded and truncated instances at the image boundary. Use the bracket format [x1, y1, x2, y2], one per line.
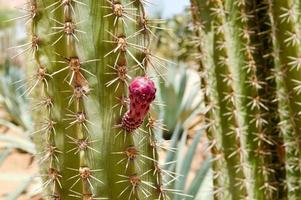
[8, 42, 31, 49]
[87, 178, 94, 190]
[127, 49, 144, 69]
[50, 18, 64, 25]
[118, 185, 130, 198]
[90, 175, 104, 184]
[5, 14, 31, 22]
[81, 59, 101, 64]
[51, 66, 69, 76]
[70, 178, 81, 189]
[11, 46, 32, 59]
[81, 68, 96, 77]
[72, 33, 80, 42]
[51, 34, 64, 46]
[45, 0, 60, 9]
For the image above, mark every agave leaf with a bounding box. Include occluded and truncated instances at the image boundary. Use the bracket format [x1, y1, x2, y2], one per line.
[0, 63, 31, 130]
[0, 148, 11, 165]
[0, 135, 36, 154]
[164, 123, 182, 166]
[187, 157, 211, 199]
[0, 119, 21, 133]
[173, 130, 188, 200]
[175, 130, 203, 193]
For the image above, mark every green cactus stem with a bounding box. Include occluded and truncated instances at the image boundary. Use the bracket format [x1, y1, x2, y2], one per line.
[15, 0, 176, 199]
[269, 0, 301, 198]
[190, 0, 286, 199]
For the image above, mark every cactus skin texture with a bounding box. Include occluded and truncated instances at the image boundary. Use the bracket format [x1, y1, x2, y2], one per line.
[18, 0, 170, 199]
[190, 0, 301, 199]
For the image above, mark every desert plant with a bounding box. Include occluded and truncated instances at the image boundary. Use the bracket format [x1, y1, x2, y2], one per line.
[11, 0, 180, 199]
[149, 14, 212, 199]
[155, 63, 211, 199]
[190, 0, 301, 199]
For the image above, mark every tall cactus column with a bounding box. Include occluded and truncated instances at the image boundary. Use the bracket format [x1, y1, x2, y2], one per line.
[190, 0, 285, 199]
[21, 0, 167, 199]
[190, 1, 227, 199]
[269, 0, 301, 198]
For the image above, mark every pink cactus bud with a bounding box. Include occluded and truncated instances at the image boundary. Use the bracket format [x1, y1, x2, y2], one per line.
[122, 76, 156, 132]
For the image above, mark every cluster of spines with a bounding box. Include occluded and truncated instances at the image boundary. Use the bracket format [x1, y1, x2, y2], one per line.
[48, 0, 105, 199]
[208, 0, 251, 199]
[102, 0, 178, 199]
[231, 0, 281, 199]
[12, 0, 64, 198]
[191, 0, 293, 199]
[16, 0, 192, 199]
[269, 0, 301, 198]
[190, 0, 227, 199]
[13, 0, 105, 199]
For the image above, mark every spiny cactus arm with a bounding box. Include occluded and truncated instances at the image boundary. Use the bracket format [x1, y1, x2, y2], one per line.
[269, 0, 301, 198]
[34, 0, 95, 198]
[210, 1, 249, 198]
[25, 0, 164, 199]
[24, 0, 165, 199]
[24, 0, 76, 198]
[224, 0, 285, 199]
[225, 1, 263, 199]
[191, 0, 248, 199]
[190, 0, 227, 199]
[89, 0, 162, 199]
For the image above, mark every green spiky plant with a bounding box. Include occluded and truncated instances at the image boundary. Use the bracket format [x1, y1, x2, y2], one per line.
[11, 0, 179, 199]
[190, 0, 301, 199]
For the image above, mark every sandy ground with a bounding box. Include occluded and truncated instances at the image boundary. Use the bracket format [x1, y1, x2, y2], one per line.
[0, 107, 42, 200]
[0, 151, 41, 199]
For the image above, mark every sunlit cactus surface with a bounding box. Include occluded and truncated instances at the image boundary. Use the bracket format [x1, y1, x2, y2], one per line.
[191, 0, 301, 199]
[13, 0, 177, 199]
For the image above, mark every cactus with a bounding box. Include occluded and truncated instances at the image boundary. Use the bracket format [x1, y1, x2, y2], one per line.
[12, 0, 172, 199]
[190, 0, 301, 199]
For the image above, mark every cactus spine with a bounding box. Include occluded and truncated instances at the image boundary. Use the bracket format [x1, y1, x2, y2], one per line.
[18, 0, 170, 199]
[190, 0, 299, 199]
[270, 0, 301, 198]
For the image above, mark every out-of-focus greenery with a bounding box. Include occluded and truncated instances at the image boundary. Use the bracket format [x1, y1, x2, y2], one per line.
[0, 9, 36, 200]
[151, 12, 212, 199]
[155, 65, 211, 199]
[0, 9, 17, 29]
[0, 60, 32, 130]
[0, 60, 37, 200]
[155, 10, 197, 64]
[0, 9, 33, 150]
[158, 65, 201, 139]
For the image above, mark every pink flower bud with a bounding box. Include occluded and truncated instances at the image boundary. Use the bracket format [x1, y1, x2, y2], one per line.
[122, 76, 156, 132]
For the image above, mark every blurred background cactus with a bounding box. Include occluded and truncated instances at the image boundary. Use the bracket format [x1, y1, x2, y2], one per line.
[190, 0, 301, 199]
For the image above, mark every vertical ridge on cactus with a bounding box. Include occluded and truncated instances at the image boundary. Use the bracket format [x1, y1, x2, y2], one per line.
[207, 0, 248, 199]
[17, 0, 172, 199]
[190, 0, 287, 199]
[190, 0, 227, 198]
[269, 0, 301, 198]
